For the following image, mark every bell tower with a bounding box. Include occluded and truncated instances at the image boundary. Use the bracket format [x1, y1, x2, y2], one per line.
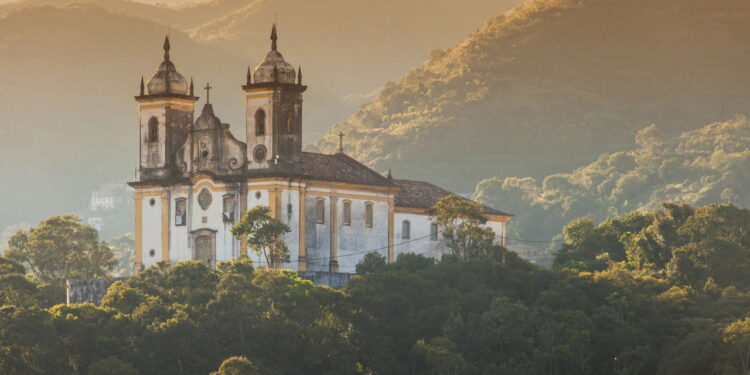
[136, 36, 199, 180]
[244, 25, 306, 174]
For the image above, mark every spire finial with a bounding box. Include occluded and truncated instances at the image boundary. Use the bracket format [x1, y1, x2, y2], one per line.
[163, 35, 171, 61]
[271, 23, 278, 51]
[247, 66, 252, 85]
[189, 77, 194, 96]
[387, 169, 393, 180]
[204, 82, 212, 104]
[297, 65, 302, 85]
[337, 132, 345, 153]
[140, 76, 145, 96]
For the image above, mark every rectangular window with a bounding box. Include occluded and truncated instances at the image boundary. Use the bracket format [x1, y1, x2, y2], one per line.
[365, 203, 373, 228]
[430, 223, 439, 241]
[175, 199, 186, 226]
[223, 195, 235, 223]
[316, 199, 325, 224]
[342, 201, 352, 226]
[402, 220, 411, 239]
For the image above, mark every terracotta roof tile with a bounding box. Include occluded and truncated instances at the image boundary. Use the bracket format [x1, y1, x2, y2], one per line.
[393, 179, 511, 216]
[301, 152, 394, 186]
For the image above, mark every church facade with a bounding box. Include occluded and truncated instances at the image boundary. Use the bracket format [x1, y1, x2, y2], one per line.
[129, 27, 512, 273]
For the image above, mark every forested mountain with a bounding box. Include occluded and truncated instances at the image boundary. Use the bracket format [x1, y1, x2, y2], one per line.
[0, 0, 520, 230]
[474, 116, 750, 247]
[314, 0, 750, 193]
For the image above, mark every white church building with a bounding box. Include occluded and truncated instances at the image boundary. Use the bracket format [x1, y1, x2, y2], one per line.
[129, 26, 512, 273]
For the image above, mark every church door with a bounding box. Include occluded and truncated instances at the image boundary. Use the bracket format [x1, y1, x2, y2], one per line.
[195, 235, 215, 266]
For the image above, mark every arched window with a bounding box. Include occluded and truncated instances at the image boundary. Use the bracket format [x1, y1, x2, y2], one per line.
[315, 199, 325, 224]
[255, 109, 266, 136]
[430, 223, 439, 241]
[222, 195, 235, 223]
[364, 202, 373, 228]
[174, 198, 186, 226]
[147, 117, 158, 142]
[342, 200, 352, 226]
[402, 220, 411, 239]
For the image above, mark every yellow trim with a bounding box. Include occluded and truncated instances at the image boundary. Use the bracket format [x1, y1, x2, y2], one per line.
[395, 206, 429, 215]
[136, 97, 197, 105]
[161, 192, 170, 262]
[139, 103, 195, 111]
[239, 188, 248, 257]
[134, 194, 143, 273]
[298, 188, 307, 271]
[330, 196, 339, 272]
[388, 197, 395, 263]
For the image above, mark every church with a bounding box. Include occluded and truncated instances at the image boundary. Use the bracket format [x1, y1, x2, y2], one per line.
[129, 26, 512, 273]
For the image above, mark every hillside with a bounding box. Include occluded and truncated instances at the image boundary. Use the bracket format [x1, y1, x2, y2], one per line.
[0, 0, 521, 231]
[314, 0, 750, 193]
[473, 116, 750, 247]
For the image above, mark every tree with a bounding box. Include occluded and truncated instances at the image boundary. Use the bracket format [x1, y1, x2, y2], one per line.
[356, 252, 387, 275]
[210, 356, 260, 375]
[87, 356, 138, 375]
[5, 215, 115, 284]
[231, 206, 291, 268]
[428, 195, 495, 262]
[722, 317, 750, 374]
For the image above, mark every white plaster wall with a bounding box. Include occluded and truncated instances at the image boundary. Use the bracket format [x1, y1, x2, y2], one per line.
[141, 195, 163, 268]
[394, 213, 446, 260]
[245, 92, 274, 169]
[277, 188, 300, 271]
[487, 220, 506, 246]
[337, 198, 390, 273]
[304, 194, 330, 272]
[169, 192, 190, 262]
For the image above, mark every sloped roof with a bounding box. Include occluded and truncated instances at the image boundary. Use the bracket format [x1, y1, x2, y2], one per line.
[301, 152, 394, 186]
[393, 179, 511, 216]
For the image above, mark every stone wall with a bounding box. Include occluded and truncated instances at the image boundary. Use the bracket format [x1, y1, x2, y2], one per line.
[66, 277, 127, 305]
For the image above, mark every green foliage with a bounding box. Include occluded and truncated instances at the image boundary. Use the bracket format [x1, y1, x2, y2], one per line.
[5, 215, 116, 285]
[429, 195, 496, 262]
[556, 203, 750, 292]
[2, 204, 750, 374]
[210, 356, 259, 375]
[87, 356, 138, 375]
[474, 118, 750, 249]
[232, 206, 291, 268]
[356, 252, 387, 275]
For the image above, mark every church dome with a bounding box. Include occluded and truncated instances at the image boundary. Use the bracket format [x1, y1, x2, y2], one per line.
[252, 25, 297, 84]
[146, 36, 189, 96]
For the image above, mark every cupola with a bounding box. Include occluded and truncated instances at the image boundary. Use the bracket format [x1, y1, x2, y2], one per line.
[251, 25, 297, 84]
[146, 36, 189, 96]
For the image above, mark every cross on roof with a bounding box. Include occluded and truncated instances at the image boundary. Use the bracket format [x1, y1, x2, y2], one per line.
[338, 131, 345, 153]
[204, 83, 212, 104]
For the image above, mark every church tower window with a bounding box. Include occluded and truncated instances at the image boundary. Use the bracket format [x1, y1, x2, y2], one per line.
[342, 201, 352, 226]
[147, 117, 159, 142]
[402, 220, 411, 239]
[364, 202, 373, 228]
[175, 198, 186, 226]
[315, 199, 325, 224]
[255, 109, 266, 136]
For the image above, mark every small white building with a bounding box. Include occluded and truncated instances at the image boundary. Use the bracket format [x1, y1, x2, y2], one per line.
[129, 27, 511, 273]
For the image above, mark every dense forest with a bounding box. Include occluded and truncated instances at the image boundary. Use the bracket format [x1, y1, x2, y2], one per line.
[474, 116, 750, 249]
[2, 202, 750, 374]
[314, 0, 750, 193]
